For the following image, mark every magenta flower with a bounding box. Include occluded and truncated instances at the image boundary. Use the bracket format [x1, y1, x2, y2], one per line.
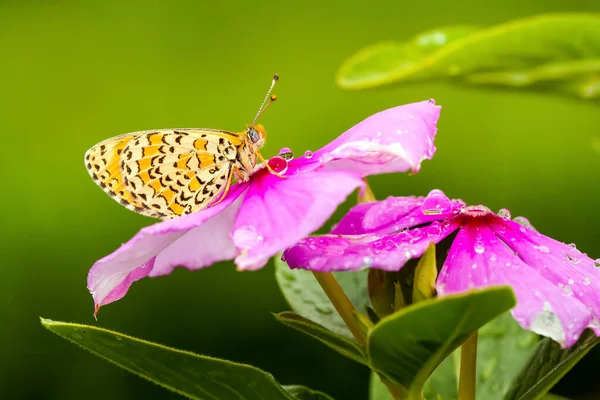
[284, 189, 600, 347]
[88, 100, 441, 312]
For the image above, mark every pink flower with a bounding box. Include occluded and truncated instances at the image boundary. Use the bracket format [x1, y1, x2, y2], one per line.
[88, 100, 441, 312]
[283, 189, 600, 347]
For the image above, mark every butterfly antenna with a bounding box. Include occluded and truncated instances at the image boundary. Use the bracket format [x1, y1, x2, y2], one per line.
[252, 74, 279, 126]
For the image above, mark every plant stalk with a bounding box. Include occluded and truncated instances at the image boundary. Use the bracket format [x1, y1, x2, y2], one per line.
[311, 271, 366, 347]
[458, 331, 478, 400]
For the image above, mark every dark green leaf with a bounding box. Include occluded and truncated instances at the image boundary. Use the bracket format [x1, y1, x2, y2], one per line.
[274, 312, 368, 366]
[505, 329, 600, 400]
[275, 254, 370, 338]
[337, 13, 600, 99]
[367, 287, 516, 398]
[41, 318, 294, 400]
[283, 385, 336, 400]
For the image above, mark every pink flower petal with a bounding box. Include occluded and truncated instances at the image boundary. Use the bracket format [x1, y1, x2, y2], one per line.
[232, 165, 364, 270]
[331, 192, 464, 235]
[312, 100, 440, 175]
[284, 218, 461, 272]
[489, 217, 600, 344]
[438, 218, 598, 347]
[88, 183, 248, 309]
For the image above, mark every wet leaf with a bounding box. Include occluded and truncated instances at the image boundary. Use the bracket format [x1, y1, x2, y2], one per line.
[275, 253, 370, 338]
[337, 13, 600, 99]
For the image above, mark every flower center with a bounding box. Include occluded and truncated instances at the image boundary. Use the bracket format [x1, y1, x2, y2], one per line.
[461, 205, 492, 217]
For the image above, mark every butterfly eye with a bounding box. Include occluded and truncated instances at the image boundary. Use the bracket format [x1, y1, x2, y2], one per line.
[248, 128, 260, 144]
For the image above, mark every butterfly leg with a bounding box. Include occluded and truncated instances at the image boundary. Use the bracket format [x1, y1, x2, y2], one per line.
[257, 152, 286, 178]
[210, 167, 235, 207]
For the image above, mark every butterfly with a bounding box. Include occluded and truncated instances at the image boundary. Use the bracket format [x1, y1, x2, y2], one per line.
[84, 75, 280, 219]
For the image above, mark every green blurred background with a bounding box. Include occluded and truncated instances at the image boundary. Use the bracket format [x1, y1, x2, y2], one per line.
[2, 1, 600, 399]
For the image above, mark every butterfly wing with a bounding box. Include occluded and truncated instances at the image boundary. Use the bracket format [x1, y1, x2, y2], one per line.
[85, 129, 244, 219]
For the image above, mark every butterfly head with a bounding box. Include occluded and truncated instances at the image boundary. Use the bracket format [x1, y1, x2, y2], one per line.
[247, 124, 266, 148]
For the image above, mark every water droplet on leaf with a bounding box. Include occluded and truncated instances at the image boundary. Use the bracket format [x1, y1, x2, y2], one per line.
[315, 305, 333, 315]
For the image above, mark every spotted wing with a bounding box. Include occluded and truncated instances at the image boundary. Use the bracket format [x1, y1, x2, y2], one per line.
[85, 128, 242, 219]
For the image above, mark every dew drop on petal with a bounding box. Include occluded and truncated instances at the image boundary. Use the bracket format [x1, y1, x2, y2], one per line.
[472, 263, 478, 269]
[304, 150, 313, 159]
[536, 245, 550, 254]
[232, 225, 264, 250]
[308, 256, 326, 269]
[530, 302, 565, 345]
[428, 98, 436, 104]
[584, 277, 591, 285]
[278, 147, 294, 161]
[513, 216, 536, 231]
[363, 256, 374, 266]
[490, 253, 498, 262]
[497, 208, 512, 220]
[420, 189, 452, 215]
[566, 244, 583, 264]
[568, 279, 575, 285]
[428, 222, 442, 237]
[563, 285, 573, 296]
[594, 259, 600, 268]
[474, 240, 485, 254]
[267, 156, 288, 174]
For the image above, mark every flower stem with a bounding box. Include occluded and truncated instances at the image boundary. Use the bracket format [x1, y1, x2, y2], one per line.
[458, 331, 478, 400]
[311, 271, 366, 347]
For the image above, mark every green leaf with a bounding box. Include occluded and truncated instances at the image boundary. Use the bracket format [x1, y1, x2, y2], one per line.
[422, 352, 459, 400]
[476, 313, 538, 399]
[273, 312, 368, 366]
[367, 287, 516, 398]
[368, 269, 396, 318]
[337, 26, 478, 89]
[41, 318, 296, 400]
[283, 385, 336, 400]
[337, 13, 600, 99]
[275, 254, 370, 338]
[419, 312, 539, 399]
[369, 372, 394, 400]
[413, 243, 437, 303]
[505, 329, 600, 400]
